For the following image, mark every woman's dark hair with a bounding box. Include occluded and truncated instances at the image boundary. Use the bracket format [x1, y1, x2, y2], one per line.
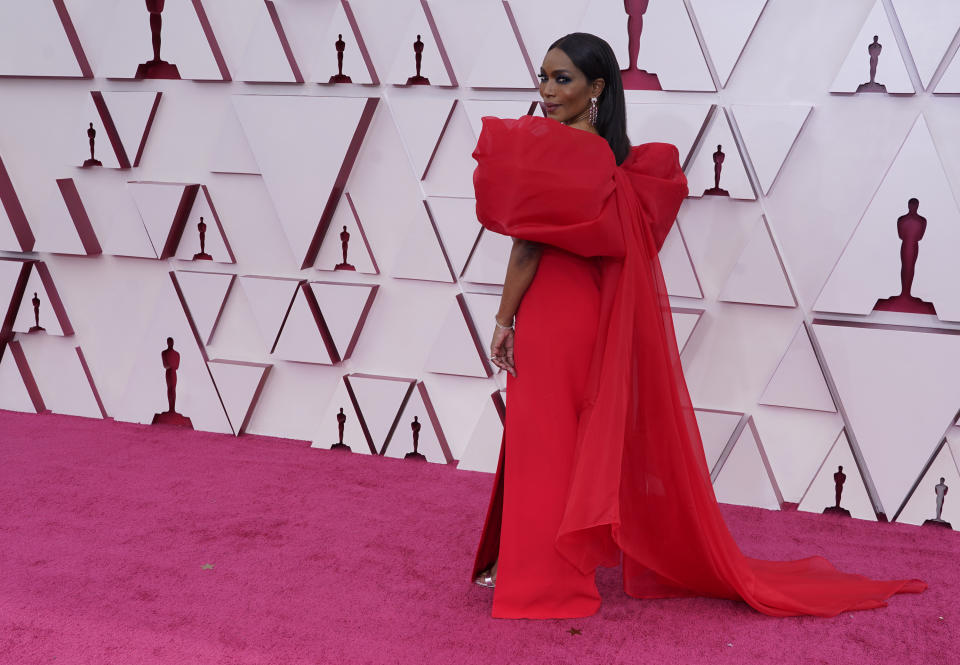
[547, 32, 630, 165]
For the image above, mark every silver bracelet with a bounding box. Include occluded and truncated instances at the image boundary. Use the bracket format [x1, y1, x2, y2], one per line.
[494, 316, 514, 330]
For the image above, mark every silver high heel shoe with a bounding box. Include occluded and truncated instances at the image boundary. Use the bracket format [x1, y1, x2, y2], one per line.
[474, 571, 495, 588]
[474, 562, 497, 588]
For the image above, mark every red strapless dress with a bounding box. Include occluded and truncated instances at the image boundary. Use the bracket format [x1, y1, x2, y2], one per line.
[469, 114, 927, 619]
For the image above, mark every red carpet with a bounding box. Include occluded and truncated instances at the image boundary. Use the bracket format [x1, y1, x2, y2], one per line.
[0, 410, 954, 664]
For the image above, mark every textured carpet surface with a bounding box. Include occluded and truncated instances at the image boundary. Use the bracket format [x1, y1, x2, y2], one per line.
[0, 410, 955, 664]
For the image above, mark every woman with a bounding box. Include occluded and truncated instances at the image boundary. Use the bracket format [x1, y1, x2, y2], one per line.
[469, 32, 927, 620]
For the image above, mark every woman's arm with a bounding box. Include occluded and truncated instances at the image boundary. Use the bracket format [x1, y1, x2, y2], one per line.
[490, 238, 542, 377]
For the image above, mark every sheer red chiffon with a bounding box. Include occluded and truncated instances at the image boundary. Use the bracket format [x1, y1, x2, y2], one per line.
[469, 114, 927, 619]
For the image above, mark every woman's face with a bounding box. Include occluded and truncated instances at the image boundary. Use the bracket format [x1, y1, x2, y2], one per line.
[538, 48, 603, 125]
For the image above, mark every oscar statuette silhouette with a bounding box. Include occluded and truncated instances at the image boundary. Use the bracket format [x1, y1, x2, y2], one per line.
[873, 198, 937, 315]
[192, 216, 213, 260]
[923, 477, 951, 529]
[135, 0, 181, 79]
[83, 123, 102, 167]
[856, 35, 887, 93]
[404, 415, 426, 460]
[823, 465, 851, 517]
[331, 407, 352, 451]
[702, 144, 729, 197]
[405, 35, 430, 85]
[329, 34, 353, 83]
[619, 0, 661, 90]
[28, 292, 45, 333]
[335, 225, 356, 270]
[151, 337, 193, 427]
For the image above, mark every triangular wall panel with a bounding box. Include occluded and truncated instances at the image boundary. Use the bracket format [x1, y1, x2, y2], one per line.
[233, 94, 378, 268]
[731, 104, 812, 195]
[382, 381, 453, 464]
[717, 216, 796, 307]
[797, 430, 877, 521]
[688, 0, 768, 87]
[208, 359, 271, 435]
[172, 270, 235, 345]
[311, 0, 378, 85]
[830, 0, 914, 94]
[814, 114, 960, 321]
[759, 324, 837, 413]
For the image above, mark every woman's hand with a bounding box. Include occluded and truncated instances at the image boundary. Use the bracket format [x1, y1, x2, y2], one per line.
[490, 326, 516, 378]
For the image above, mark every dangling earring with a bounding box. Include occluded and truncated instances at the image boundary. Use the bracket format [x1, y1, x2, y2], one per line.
[588, 97, 598, 126]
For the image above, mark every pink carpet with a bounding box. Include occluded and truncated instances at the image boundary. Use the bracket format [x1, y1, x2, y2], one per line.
[0, 410, 954, 664]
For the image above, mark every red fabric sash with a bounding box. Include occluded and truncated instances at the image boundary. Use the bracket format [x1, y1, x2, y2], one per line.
[471, 114, 926, 616]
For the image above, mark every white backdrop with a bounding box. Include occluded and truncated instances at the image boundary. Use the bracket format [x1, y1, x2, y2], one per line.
[2, 0, 960, 528]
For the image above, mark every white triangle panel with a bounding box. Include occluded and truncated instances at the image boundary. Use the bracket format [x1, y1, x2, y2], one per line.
[813, 322, 960, 516]
[797, 431, 877, 521]
[891, 0, 960, 89]
[236, 0, 302, 83]
[0, 2, 87, 78]
[238, 275, 300, 351]
[830, 1, 914, 94]
[625, 103, 713, 165]
[99, 91, 163, 167]
[426, 197, 482, 277]
[347, 374, 416, 452]
[425, 295, 489, 379]
[695, 409, 742, 473]
[466, 3, 534, 89]
[671, 309, 703, 355]
[272, 284, 333, 364]
[113, 278, 232, 434]
[759, 325, 836, 412]
[13, 264, 65, 336]
[420, 102, 477, 198]
[309, 281, 377, 361]
[687, 111, 755, 200]
[72, 175, 155, 259]
[712, 420, 781, 510]
[718, 216, 796, 307]
[173, 271, 235, 345]
[660, 225, 702, 299]
[0, 345, 40, 413]
[731, 104, 811, 195]
[385, 3, 455, 86]
[688, 0, 767, 87]
[813, 114, 960, 321]
[209, 100, 260, 174]
[390, 97, 456, 179]
[460, 230, 511, 285]
[390, 202, 454, 283]
[73, 95, 121, 169]
[173, 187, 235, 264]
[383, 383, 452, 464]
[577, 0, 714, 91]
[311, 0, 376, 85]
[895, 441, 960, 526]
[16, 336, 102, 418]
[127, 182, 193, 259]
[314, 193, 378, 274]
[457, 391, 506, 473]
[208, 359, 271, 435]
[97, 0, 227, 81]
[935, 44, 960, 92]
[233, 94, 373, 268]
[313, 377, 373, 454]
[752, 406, 844, 504]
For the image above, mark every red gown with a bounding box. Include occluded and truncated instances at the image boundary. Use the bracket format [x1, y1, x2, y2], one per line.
[469, 114, 927, 619]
